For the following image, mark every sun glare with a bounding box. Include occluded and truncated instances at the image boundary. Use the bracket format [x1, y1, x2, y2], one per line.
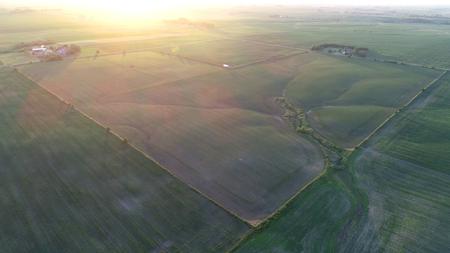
[79, 0, 186, 23]
[106, 1, 157, 16]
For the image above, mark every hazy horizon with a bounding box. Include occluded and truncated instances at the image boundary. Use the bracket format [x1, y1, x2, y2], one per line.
[3, 0, 450, 8]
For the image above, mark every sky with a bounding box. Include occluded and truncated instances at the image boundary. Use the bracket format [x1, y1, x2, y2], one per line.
[4, 0, 450, 7]
[3, 0, 450, 21]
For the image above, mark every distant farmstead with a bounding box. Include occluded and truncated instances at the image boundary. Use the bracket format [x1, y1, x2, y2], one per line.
[30, 44, 81, 61]
[312, 43, 369, 58]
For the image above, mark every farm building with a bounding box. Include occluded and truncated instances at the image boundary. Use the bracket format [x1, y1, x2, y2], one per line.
[30, 44, 81, 61]
[56, 45, 69, 56]
[31, 45, 52, 56]
[341, 47, 353, 55]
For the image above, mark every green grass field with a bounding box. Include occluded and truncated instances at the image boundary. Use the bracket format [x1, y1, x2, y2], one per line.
[0, 11, 127, 49]
[234, 72, 450, 253]
[307, 105, 395, 148]
[239, 20, 450, 68]
[157, 38, 302, 66]
[19, 51, 325, 223]
[0, 10, 207, 66]
[285, 55, 439, 148]
[76, 34, 213, 58]
[0, 68, 249, 252]
[3, 8, 450, 252]
[18, 40, 441, 222]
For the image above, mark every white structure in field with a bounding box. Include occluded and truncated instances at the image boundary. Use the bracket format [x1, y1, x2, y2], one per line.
[31, 45, 54, 57]
[223, 64, 230, 68]
[31, 45, 47, 54]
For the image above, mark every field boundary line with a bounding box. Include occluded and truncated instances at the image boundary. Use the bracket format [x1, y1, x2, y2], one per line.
[231, 50, 308, 69]
[355, 70, 448, 149]
[309, 50, 449, 150]
[224, 229, 255, 253]
[252, 165, 327, 227]
[11, 45, 226, 69]
[222, 36, 310, 51]
[15, 68, 254, 228]
[239, 126, 331, 229]
[370, 56, 449, 72]
[12, 38, 303, 71]
[227, 69, 448, 252]
[227, 157, 330, 253]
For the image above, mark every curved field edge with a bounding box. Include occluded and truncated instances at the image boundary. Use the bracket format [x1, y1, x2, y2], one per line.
[79, 102, 325, 225]
[0, 68, 249, 252]
[284, 54, 440, 149]
[232, 72, 450, 252]
[17, 52, 326, 223]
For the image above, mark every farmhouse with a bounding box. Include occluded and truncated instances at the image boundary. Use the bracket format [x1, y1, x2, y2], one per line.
[31, 46, 46, 53]
[31, 45, 51, 56]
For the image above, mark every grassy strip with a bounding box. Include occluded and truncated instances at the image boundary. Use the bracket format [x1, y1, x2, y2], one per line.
[231, 64, 449, 253]
[16, 68, 253, 228]
[355, 70, 448, 149]
[0, 67, 249, 252]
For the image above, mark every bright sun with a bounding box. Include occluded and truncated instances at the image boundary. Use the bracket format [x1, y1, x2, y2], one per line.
[100, 1, 163, 18]
[79, 0, 184, 22]
[108, 1, 155, 15]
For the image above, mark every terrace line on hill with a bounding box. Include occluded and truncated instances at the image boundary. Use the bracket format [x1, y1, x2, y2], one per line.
[233, 62, 450, 253]
[0, 67, 249, 252]
[17, 48, 325, 225]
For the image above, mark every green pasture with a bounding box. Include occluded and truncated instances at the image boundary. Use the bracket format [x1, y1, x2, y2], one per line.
[240, 20, 450, 68]
[285, 55, 439, 148]
[19, 52, 324, 222]
[19, 52, 218, 104]
[0, 68, 249, 252]
[4, 9, 450, 252]
[157, 38, 301, 66]
[308, 105, 394, 148]
[234, 71, 450, 253]
[84, 103, 324, 222]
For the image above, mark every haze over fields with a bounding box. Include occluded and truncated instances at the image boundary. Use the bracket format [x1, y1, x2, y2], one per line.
[3, 0, 450, 21]
[0, 1, 449, 252]
[4, 0, 450, 6]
